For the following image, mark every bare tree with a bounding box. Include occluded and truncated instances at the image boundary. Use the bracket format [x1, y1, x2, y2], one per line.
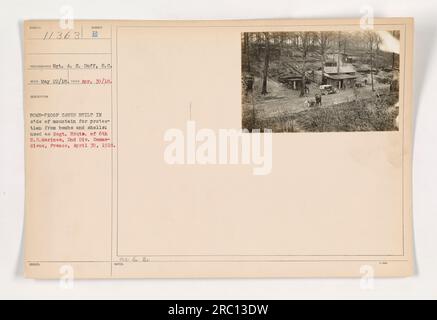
[318, 32, 332, 85]
[337, 31, 342, 75]
[261, 32, 270, 95]
[365, 31, 382, 91]
[342, 32, 350, 55]
[298, 32, 310, 97]
[391, 30, 400, 70]
[278, 32, 285, 58]
[243, 33, 251, 72]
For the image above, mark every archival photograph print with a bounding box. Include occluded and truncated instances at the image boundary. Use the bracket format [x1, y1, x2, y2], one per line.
[241, 31, 401, 132]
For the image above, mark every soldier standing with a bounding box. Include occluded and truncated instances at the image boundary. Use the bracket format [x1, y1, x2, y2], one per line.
[315, 93, 322, 106]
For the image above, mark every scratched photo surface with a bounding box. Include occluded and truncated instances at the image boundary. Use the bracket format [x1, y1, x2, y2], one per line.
[241, 31, 401, 133]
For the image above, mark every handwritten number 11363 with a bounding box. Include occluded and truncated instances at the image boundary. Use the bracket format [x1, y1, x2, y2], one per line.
[43, 31, 81, 40]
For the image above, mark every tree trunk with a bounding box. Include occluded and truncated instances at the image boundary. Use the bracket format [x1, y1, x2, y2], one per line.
[300, 73, 306, 97]
[279, 33, 284, 59]
[300, 54, 307, 97]
[392, 31, 396, 70]
[321, 49, 326, 85]
[319, 32, 330, 85]
[261, 33, 270, 95]
[243, 33, 251, 72]
[370, 46, 375, 91]
[337, 32, 341, 75]
[256, 33, 262, 61]
[392, 52, 396, 70]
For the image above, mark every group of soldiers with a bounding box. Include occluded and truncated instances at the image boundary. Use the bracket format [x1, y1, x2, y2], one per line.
[303, 86, 322, 108]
